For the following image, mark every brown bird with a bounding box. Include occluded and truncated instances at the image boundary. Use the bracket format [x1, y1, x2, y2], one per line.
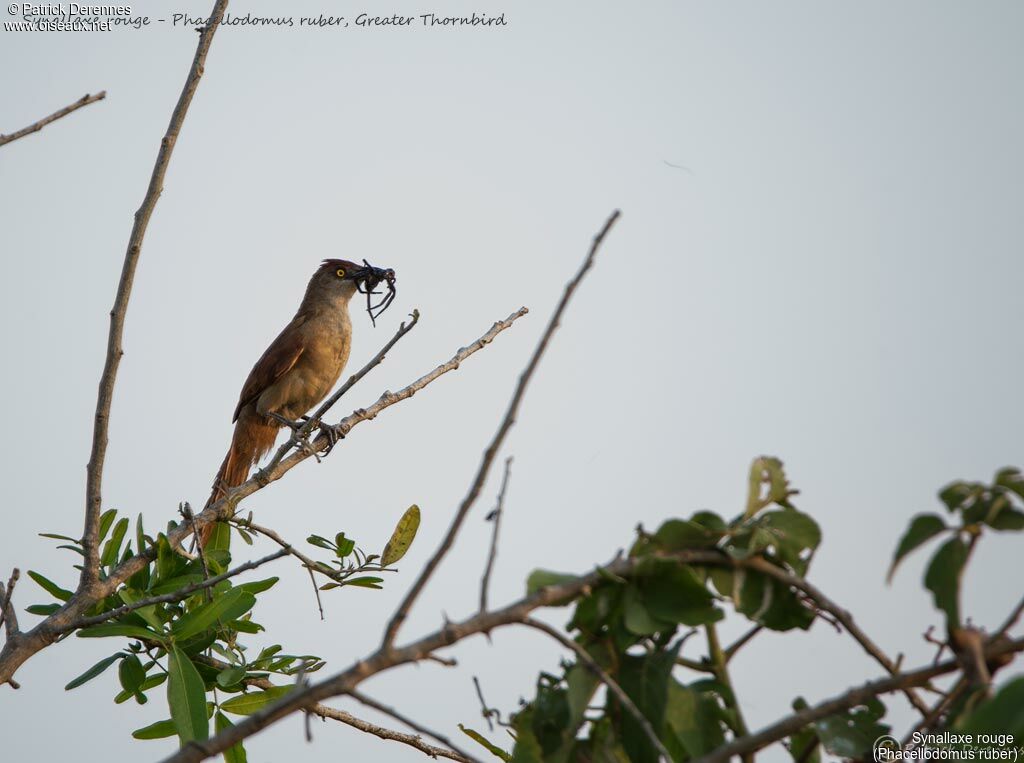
[200, 258, 396, 547]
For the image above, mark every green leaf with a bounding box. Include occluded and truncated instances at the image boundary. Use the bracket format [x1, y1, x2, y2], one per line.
[235, 577, 279, 596]
[665, 679, 727, 758]
[118, 588, 164, 631]
[167, 645, 209, 744]
[217, 666, 247, 689]
[101, 517, 130, 567]
[988, 507, 1024, 532]
[132, 719, 177, 740]
[27, 570, 73, 602]
[459, 724, 513, 761]
[615, 644, 679, 763]
[97, 509, 118, 545]
[334, 532, 356, 559]
[119, 654, 147, 694]
[813, 697, 889, 759]
[954, 676, 1024, 739]
[342, 576, 383, 589]
[623, 586, 671, 635]
[215, 712, 249, 763]
[26, 603, 61, 615]
[306, 534, 334, 550]
[115, 672, 167, 703]
[77, 623, 164, 642]
[634, 558, 722, 626]
[526, 569, 577, 597]
[652, 518, 722, 550]
[887, 514, 949, 582]
[39, 532, 80, 543]
[64, 653, 124, 690]
[220, 685, 294, 715]
[381, 504, 421, 566]
[995, 467, 1024, 500]
[924, 536, 968, 627]
[171, 589, 256, 641]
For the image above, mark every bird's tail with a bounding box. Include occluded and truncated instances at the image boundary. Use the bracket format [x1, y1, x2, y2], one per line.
[200, 409, 279, 547]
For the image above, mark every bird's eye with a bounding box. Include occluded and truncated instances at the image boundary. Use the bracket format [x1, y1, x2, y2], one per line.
[335, 268, 346, 278]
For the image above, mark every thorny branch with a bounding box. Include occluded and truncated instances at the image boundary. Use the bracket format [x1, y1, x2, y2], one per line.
[382, 209, 622, 649]
[0, 91, 106, 148]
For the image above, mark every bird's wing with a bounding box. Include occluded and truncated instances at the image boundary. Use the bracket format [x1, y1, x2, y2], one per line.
[232, 316, 307, 422]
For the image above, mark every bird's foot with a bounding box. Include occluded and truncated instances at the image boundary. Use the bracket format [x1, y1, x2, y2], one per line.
[268, 413, 322, 462]
[319, 422, 347, 456]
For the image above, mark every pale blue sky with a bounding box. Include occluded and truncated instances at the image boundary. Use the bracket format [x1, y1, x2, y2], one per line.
[1, 2, 1022, 761]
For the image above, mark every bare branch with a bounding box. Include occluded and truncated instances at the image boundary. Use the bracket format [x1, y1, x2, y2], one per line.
[382, 210, 621, 649]
[79, 0, 229, 588]
[68, 549, 288, 630]
[724, 625, 763, 662]
[0, 91, 106, 148]
[687, 637, 1024, 763]
[349, 690, 482, 763]
[479, 456, 513, 613]
[522, 617, 671, 763]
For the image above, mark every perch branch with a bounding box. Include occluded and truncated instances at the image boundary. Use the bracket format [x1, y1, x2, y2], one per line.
[382, 209, 621, 649]
[0, 91, 106, 148]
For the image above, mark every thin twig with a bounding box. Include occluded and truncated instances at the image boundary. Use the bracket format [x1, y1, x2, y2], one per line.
[0, 91, 106, 148]
[522, 617, 671, 763]
[349, 690, 482, 763]
[995, 594, 1024, 639]
[724, 625, 763, 662]
[472, 676, 495, 732]
[69, 550, 288, 630]
[264, 309, 421, 472]
[479, 457, 513, 613]
[383, 210, 621, 649]
[79, 0, 229, 589]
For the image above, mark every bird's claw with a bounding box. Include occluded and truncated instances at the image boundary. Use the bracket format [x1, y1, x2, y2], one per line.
[268, 413, 322, 462]
[319, 422, 346, 456]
